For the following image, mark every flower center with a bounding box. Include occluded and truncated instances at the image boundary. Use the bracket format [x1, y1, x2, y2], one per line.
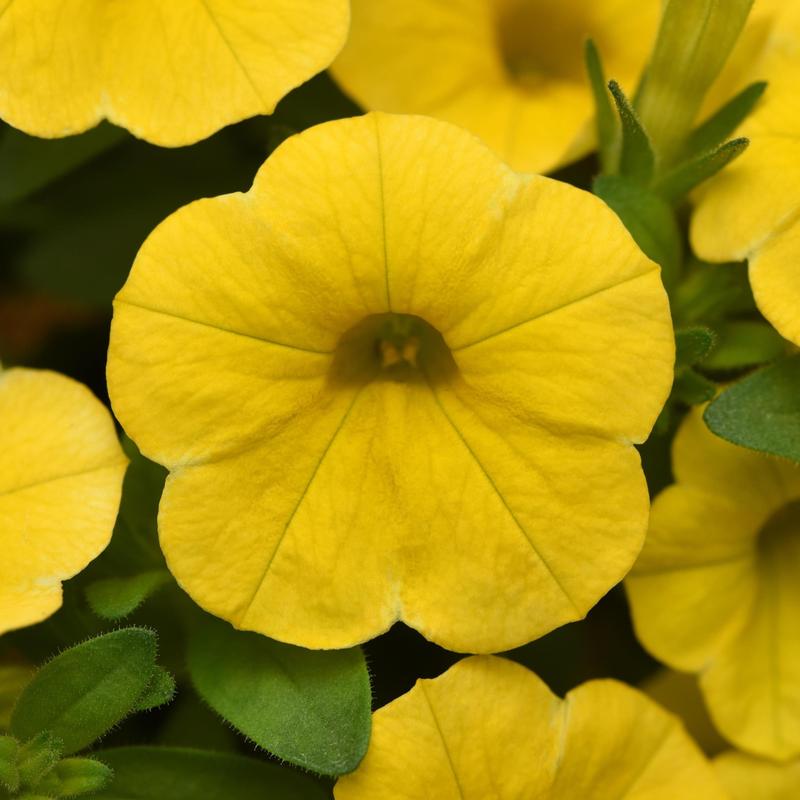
[494, 0, 595, 88]
[330, 313, 457, 387]
[758, 498, 800, 559]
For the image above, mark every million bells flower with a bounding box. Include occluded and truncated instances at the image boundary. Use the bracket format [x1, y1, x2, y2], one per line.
[692, 3, 800, 347]
[0, 368, 127, 635]
[0, 0, 349, 146]
[627, 407, 800, 760]
[332, 0, 660, 173]
[335, 656, 729, 799]
[108, 113, 674, 653]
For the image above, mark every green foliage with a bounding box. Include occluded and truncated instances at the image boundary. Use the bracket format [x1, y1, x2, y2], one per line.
[85, 572, 171, 622]
[704, 355, 800, 462]
[675, 327, 717, 370]
[187, 618, 371, 776]
[608, 81, 655, 184]
[704, 321, 788, 370]
[35, 757, 113, 797]
[11, 629, 171, 755]
[131, 669, 175, 714]
[91, 748, 331, 800]
[584, 41, 618, 173]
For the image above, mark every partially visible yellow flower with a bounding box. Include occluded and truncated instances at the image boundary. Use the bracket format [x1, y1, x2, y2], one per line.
[0, 368, 127, 635]
[627, 407, 800, 760]
[331, 0, 660, 173]
[0, 1, 349, 146]
[108, 113, 673, 654]
[335, 656, 729, 799]
[716, 751, 800, 799]
[692, 3, 800, 347]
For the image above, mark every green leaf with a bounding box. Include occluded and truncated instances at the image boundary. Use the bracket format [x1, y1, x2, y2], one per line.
[608, 81, 655, 184]
[584, 40, 618, 173]
[704, 355, 800, 462]
[0, 123, 127, 205]
[36, 757, 113, 797]
[0, 736, 19, 792]
[675, 326, 717, 369]
[16, 732, 61, 788]
[133, 668, 175, 713]
[11, 629, 159, 754]
[593, 174, 682, 290]
[91, 748, 331, 800]
[187, 618, 371, 776]
[672, 260, 755, 325]
[654, 138, 749, 202]
[85, 571, 171, 621]
[685, 81, 767, 157]
[704, 321, 788, 370]
[0, 666, 34, 731]
[673, 368, 717, 406]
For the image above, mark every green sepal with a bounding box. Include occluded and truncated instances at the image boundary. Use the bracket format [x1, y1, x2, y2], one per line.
[11, 629, 160, 755]
[0, 736, 19, 793]
[608, 80, 655, 184]
[704, 355, 800, 462]
[675, 326, 717, 369]
[684, 81, 767, 158]
[593, 174, 682, 290]
[672, 260, 755, 325]
[654, 138, 749, 202]
[673, 368, 717, 406]
[85, 571, 171, 621]
[133, 668, 175, 713]
[704, 321, 788, 370]
[584, 40, 618, 173]
[187, 617, 372, 777]
[35, 757, 113, 797]
[16, 733, 62, 789]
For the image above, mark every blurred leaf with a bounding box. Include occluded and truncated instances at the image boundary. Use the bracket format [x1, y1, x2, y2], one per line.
[86, 571, 171, 621]
[704, 355, 800, 462]
[684, 81, 767, 157]
[36, 757, 113, 797]
[704, 321, 788, 370]
[0, 735, 19, 792]
[0, 124, 127, 205]
[654, 138, 749, 202]
[593, 174, 682, 290]
[92, 747, 331, 799]
[133, 667, 175, 713]
[675, 326, 717, 369]
[672, 260, 755, 325]
[0, 666, 34, 731]
[11, 629, 158, 754]
[584, 41, 618, 173]
[673, 367, 717, 405]
[609, 81, 655, 184]
[188, 618, 371, 776]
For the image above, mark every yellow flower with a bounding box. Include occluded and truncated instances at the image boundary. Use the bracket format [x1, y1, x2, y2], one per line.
[691, 3, 800, 347]
[0, 368, 127, 635]
[716, 751, 800, 799]
[107, 113, 673, 654]
[335, 656, 729, 799]
[331, 0, 660, 173]
[0, 1, 349, 146]
[627, 407, 800, 760]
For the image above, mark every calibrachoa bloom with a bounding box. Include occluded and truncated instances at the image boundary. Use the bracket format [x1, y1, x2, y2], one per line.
[716, 751, 800, 799]
[332, 0, 659, 173]
[0, 368, 127, 635]
[107, 113, 673, 653]
[692, 3, 800, 347]
[0, 1, 349, 146]
[335, 656, 728, 798]
[627, 407, 800, 760]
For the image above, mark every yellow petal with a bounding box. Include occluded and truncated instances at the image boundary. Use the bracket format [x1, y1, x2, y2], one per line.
[0, 368, 127, 634]
[109, 113, 674, 652]
[0, 0, 349, 146]
[627, 406, 800, 759]
[335, 656, 728, 799]
[332, 0, 659, 173]
[716, 751, 800, 800]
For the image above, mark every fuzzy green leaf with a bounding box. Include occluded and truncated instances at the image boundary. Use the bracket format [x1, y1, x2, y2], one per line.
[675, 326, 717, 369]
[593, 174, 682, 290]
[188, 618, 371, 776]
[608, 81, 655, 183]
[85, 571, 171, 621]
[704, 355, 800, 462]
[133, 668, 175, 714]
[36, 757, 113, 797]
[16, 732, 61, 788]
[91, 748, 330, 799]
[584, 40, 618, 173]
[11, 630, 158, 754]
[685, 81, 767, 157]
[673, 368, 717, 406]
[704, 321, 788, 370]
[654, 138, 749, 202]
[0, 736, 19, 793]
